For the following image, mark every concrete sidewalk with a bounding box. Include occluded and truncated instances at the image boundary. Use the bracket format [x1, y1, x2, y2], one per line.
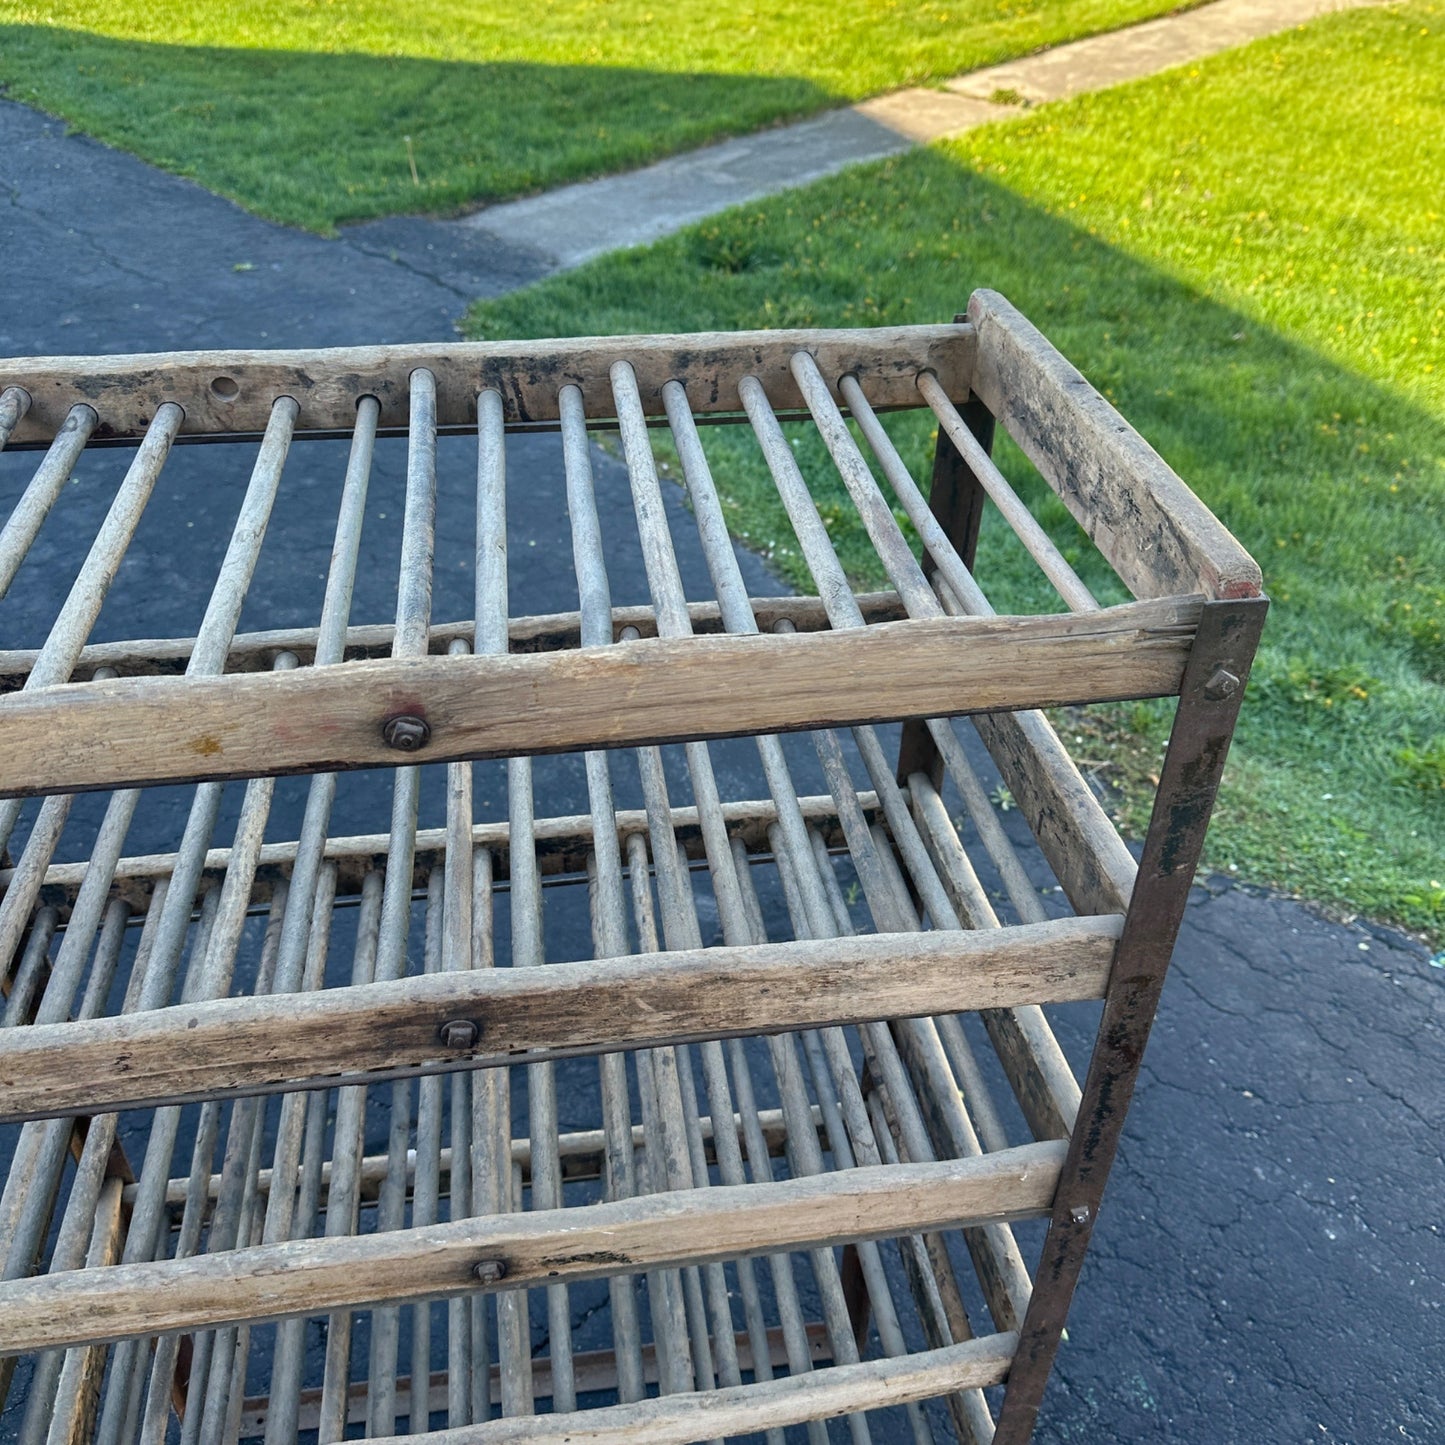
[429, 0, 1376, 271]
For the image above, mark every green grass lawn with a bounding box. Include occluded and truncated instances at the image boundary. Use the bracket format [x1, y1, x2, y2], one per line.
[468, 2, 1445, 941]
[0, 0, 1190, 232]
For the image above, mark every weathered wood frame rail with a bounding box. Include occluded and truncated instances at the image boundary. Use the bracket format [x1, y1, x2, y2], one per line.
[0, 294, 1265, 1445]
[0, 599, 1200, 800]
[0, 1147, 1063, 1354]
[0, 917, 1120, 1121]
[0, 591, 910, 690]
[0, 324, 973, 444]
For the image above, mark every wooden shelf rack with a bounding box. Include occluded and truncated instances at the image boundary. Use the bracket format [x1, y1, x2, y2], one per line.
[0, 289, 1265, 1443]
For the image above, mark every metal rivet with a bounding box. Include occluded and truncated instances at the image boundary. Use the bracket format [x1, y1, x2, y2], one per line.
[382, 714, 430, 751]
[472, 1258, 507, 1284]
[439, 1018, 479, 1050]
[1203, 668, 1240, 702]
[1069, 1204, 1091, 1226]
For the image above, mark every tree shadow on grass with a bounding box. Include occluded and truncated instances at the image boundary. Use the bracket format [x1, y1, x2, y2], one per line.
[0, 24, 837, 232]
[468, 148, 1445, 931]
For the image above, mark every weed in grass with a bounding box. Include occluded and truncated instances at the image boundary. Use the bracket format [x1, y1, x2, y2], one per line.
[1387, 584, 1445, 683]
[1395, 737, 1445, 796]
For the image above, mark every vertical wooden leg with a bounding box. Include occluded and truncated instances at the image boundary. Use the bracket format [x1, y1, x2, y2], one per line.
[991, 597, 1267, 1444]
[57, 1176, 126, 1445]
[896, 381, 995, 786]
[839, 1243, 871, 1358]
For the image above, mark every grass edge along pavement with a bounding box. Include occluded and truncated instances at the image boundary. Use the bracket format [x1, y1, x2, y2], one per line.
[0, 0, 1201, 233]
[467, 1, 1445, 943]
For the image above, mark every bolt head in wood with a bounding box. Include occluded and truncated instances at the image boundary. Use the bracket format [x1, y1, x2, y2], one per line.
[382, 714, 430, 751]
[439, 1018, 479, 1050]
[1203, 668, 1240, 702]
[1069, 1204, 1091, 1225]
[472, 1258, 507, 1284]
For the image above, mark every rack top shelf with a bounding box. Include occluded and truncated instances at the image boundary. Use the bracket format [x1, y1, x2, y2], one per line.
[0, 291, 1262, 802]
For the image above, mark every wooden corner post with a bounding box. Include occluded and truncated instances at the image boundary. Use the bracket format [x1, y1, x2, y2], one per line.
[896, 313, 994, 786]
[991, 593, 1268, 1443]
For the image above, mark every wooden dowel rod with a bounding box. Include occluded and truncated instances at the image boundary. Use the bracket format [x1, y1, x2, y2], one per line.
[23, 402, 179, 695]
[858, 817, 1036, 1333]
[0, 896, 128, 1402]
[1, 905, 58, 1027]
[801, 753, 1022, 1343]
[792, 352, 942, 624]
[606, 450, 786, 1410]
[562, 379, 648, 1407]
[156, 896, 277, 1445]
[834, 372, 991, 617]
[909, 772, 1081, 1142]
[917, 371, 1099, 613]
[316, 872, 382, 1443]
[745, 815, 974, 1445]
[747, 823, 913, 1445]
[254, 864, 338, 1445]
[618, 361, 789, 1408]
[0, 403, 94, 601]
[242, 1321, 834, 1436]
[935, 582, 1139, 917]
[809, 354, 1132, 930]
[511, 752, 576, 1414]
[742, 376, 1057, 1199]
[403, 881, 448, 1439]
[829, 364, 1138, 922]
[611, 690, 729, 1389]
[0, 659, 121, 982]
[440, 638, 478, 1429]
[367, 367, 439, 1437]
[472, 385, 533, 1416]
[624, 831, 703, 1401]
[671, 375, 1006, 1434]
[861, 1080, 991, 1445]
[135, 1095, 224, 1445]
[0, 896, 133, 1284]
[0, 384, 30, 448]
[121, 1105, 811, 1210]
[131, 399, 299, 1026]
[0, 403, 181, 857]
[88, 877, 184, 1445]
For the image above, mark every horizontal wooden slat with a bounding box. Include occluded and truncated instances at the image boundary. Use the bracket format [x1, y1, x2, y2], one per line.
[0, 1146, 1062, 1352]
[381, 1333, 1019, 1444]
[973, 708, 1138, 916]
[243, 1322, 835, 1434]
[7, 794, 879, 910]
[0, 592, 909, 691]
[0, 324, 972, 444]
[0, 598, 1202, 799]
[967, 289, 1263, 603]
[0, 916, 1120, 1120]
[133, 1107, 818, 1210]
